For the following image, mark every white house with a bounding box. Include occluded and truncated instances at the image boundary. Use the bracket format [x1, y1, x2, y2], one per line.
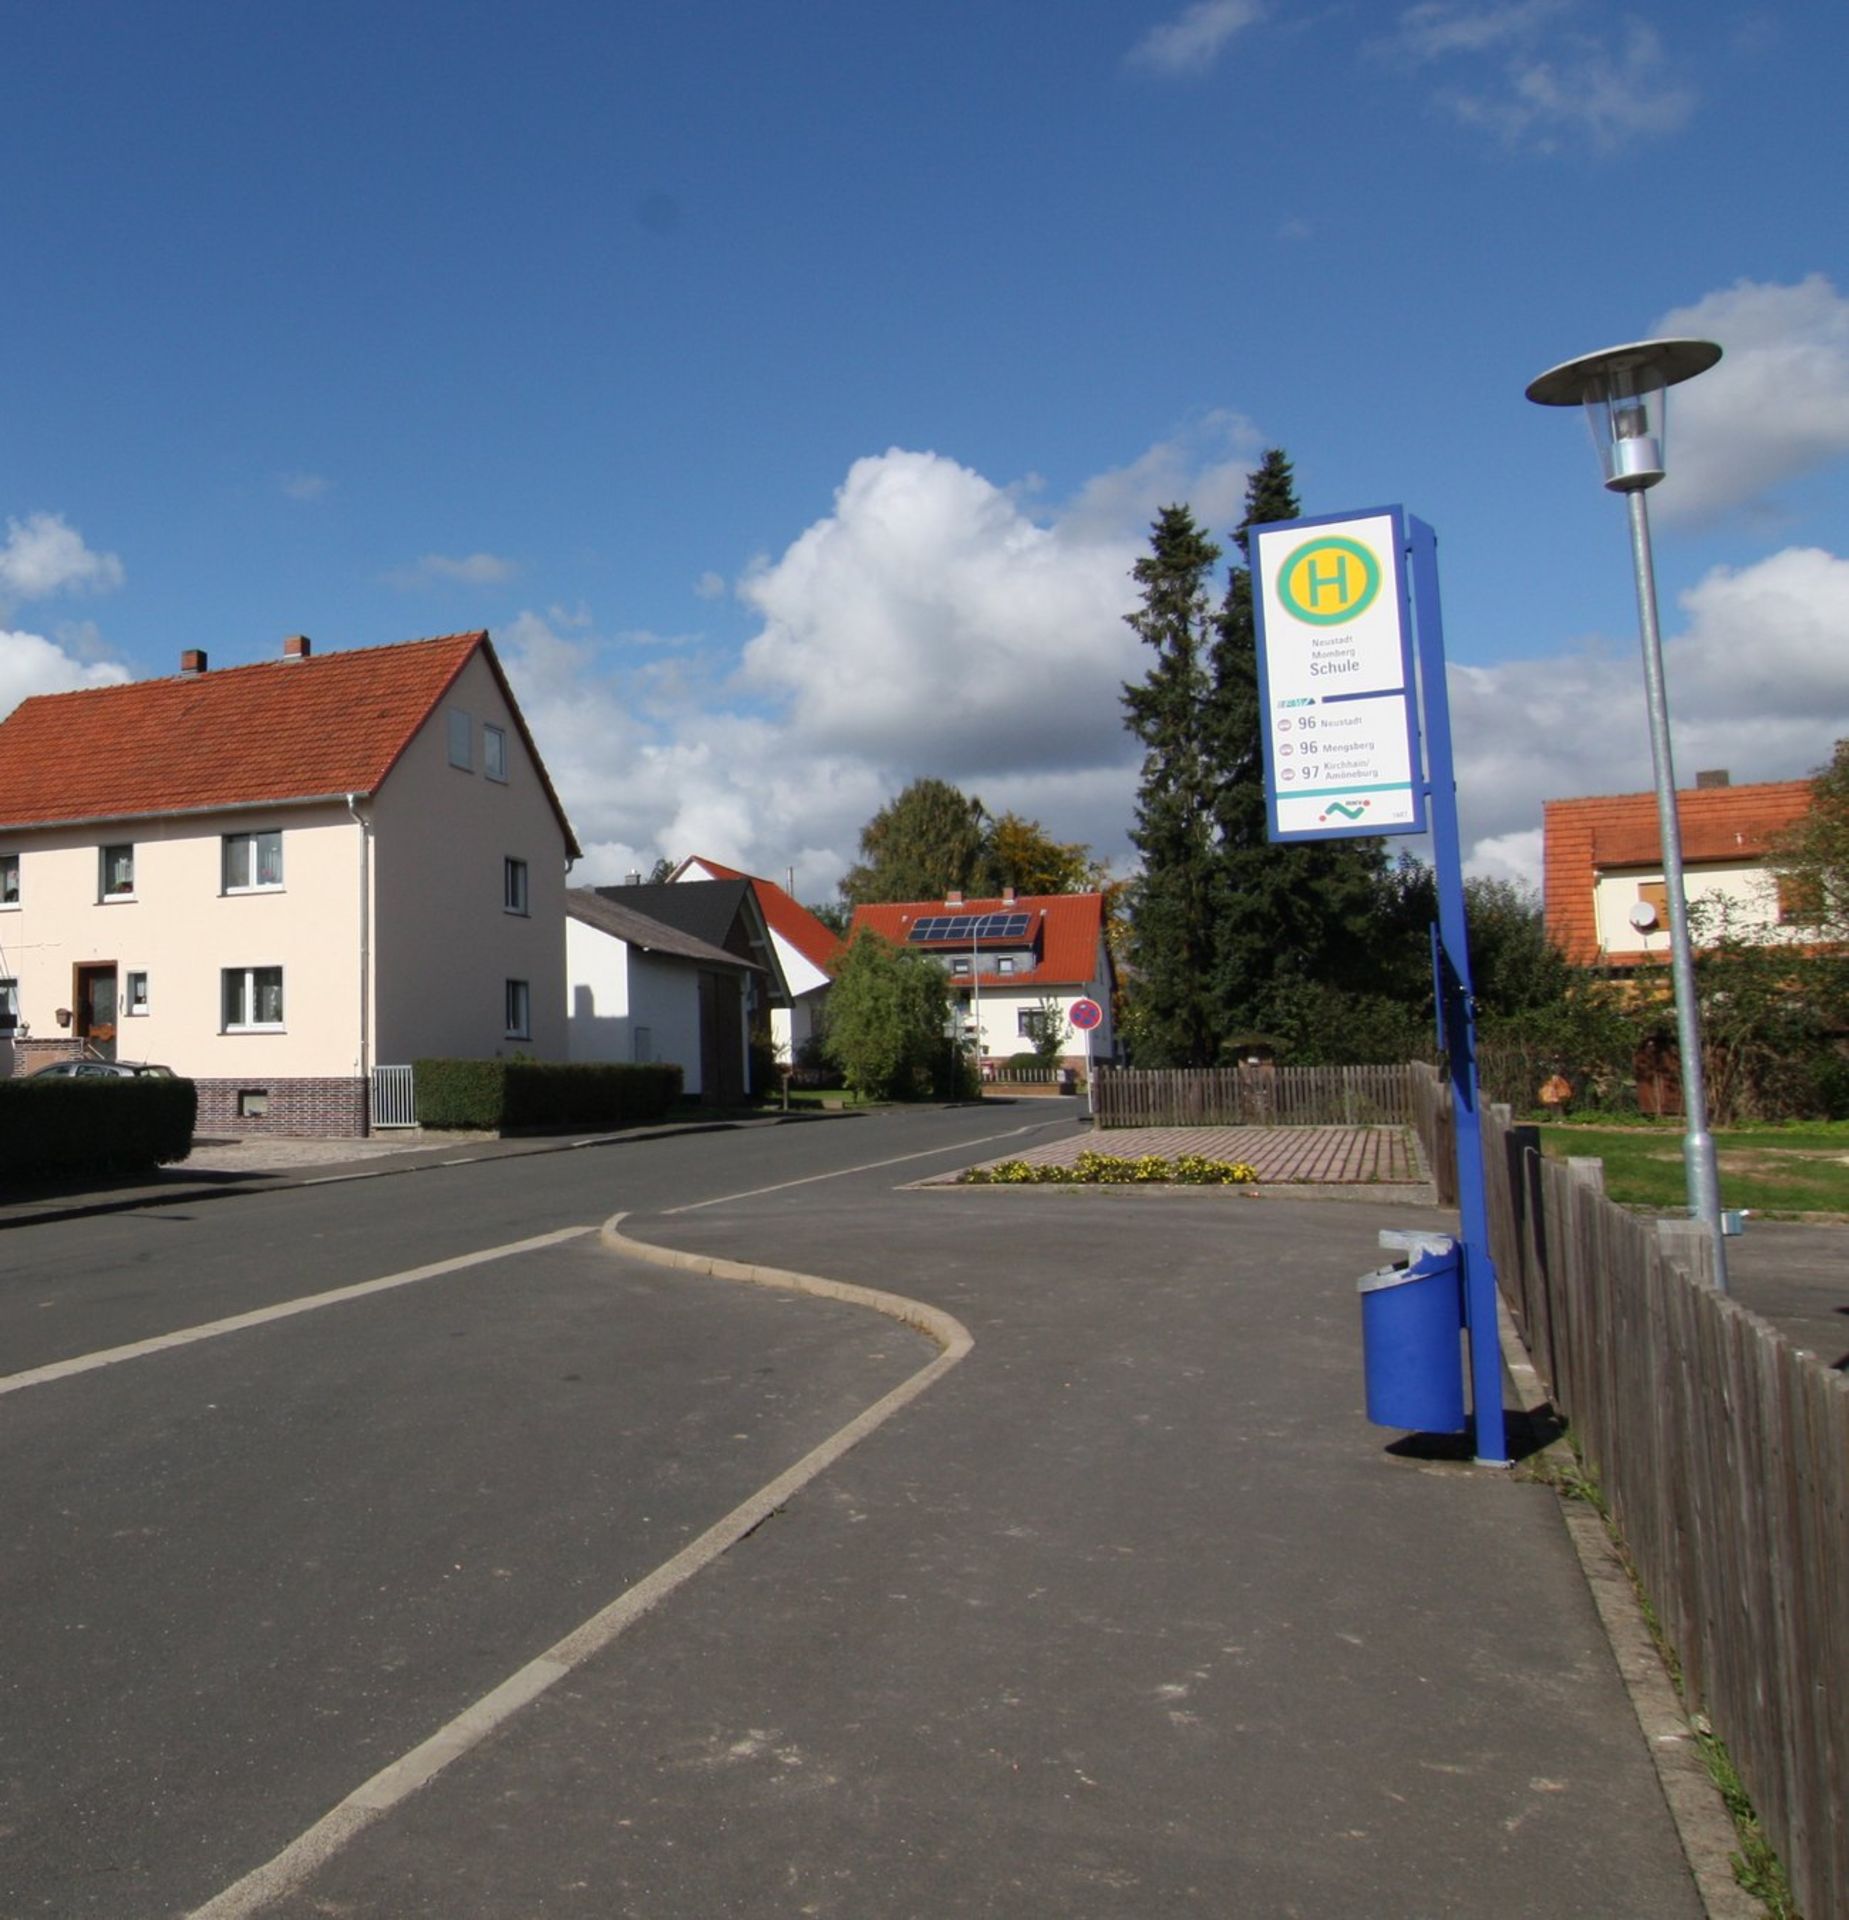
[1543, 772, 1820, 968]
[565, 887, 756, 1104]
[848, 890, 1115, 1073]
[0, 631, 579, 1135]
[671, 855, 841, 1059]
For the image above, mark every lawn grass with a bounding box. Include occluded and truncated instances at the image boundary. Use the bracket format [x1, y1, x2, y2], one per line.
[1534, 1118, 1849, 1216]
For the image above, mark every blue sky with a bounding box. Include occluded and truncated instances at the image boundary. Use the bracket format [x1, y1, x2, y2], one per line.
[4, 1, 1846, 896]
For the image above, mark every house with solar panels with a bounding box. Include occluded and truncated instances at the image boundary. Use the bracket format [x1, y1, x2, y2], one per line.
[848, 889, 1115, 1076]
[0, 631, 578, 1135]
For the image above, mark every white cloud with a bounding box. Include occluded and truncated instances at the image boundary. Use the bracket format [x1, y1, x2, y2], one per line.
[497, 434, 1258, 894]
[1651, 274, 1849, 523]
[1449, 544, 1849, 885]
[0, 627, 131, 721]
[280, 472, 329, 501]
[1127, 1, 1264, 76]
[738, 448, 1149, 778]
[389, 551, 519, 588]
[0, 512, 124, 603]
[1393, 4, 1695, 153]
[693, 570, 727, 601]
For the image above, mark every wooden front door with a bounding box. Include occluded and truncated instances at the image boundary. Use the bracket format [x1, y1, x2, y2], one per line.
[75, 964, 119, 1061]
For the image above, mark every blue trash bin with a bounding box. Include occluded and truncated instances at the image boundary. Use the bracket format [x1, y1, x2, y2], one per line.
[1357, 1235, 1466, 1434]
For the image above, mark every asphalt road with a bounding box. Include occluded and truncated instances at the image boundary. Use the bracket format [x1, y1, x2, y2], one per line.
[0, 1106, 1079, 1917]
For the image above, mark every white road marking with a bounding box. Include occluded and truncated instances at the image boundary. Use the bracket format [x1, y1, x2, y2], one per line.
[186, 1215, 972, 1920]
[0, 1227, 596, 1399]
[663, 1119, 1070, 1213]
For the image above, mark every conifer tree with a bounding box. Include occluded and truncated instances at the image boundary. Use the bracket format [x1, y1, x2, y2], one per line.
[1122, 504, 1222, 1065]
[1205, 451, 1393, 1058]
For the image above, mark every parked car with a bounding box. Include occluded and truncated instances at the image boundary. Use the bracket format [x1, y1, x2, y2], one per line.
[28, 1059, 175, 1079]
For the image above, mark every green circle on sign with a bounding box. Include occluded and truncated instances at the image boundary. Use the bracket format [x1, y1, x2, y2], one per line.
[1277, 536, 1381, 626]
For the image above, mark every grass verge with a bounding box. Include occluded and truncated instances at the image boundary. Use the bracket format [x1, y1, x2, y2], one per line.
[1533, 1118, 1849, 1215]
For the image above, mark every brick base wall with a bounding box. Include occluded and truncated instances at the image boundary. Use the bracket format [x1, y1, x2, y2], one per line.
[193, 1078, 369, 1139]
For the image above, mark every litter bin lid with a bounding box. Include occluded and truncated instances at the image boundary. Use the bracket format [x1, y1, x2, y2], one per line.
[1378, 1230, 1455, 1259]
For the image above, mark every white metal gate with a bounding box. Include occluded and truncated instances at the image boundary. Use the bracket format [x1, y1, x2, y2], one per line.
[371, 1064, 416, 1129]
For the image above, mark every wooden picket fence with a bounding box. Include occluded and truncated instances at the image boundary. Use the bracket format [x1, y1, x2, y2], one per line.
[1092, 1063, 1413, 1130]
[1411, 1061, 1848, 1920]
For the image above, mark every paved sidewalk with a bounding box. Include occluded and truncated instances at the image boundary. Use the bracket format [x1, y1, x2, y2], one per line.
[237, 1186, 1712, 1919]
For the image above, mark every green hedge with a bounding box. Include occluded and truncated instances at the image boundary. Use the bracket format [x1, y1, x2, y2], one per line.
[413, 1059, 684, 1131]
[0, 1077, 198, 1180]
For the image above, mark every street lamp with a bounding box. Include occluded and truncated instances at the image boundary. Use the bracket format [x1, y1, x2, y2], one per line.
[1526, 336, 1728, 1290]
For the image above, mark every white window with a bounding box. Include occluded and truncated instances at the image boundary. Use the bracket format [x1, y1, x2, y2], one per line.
[0, 978, 16, 1030]
[484, 724, 508, 782]
[505, 978, 530, 1039]
[126, 971, 149, 1016]
[0, 854, 17, 905]
[223, 966, 284, 1031]
[504, 856, 529, 915]
[223, 830, 283, 892]
[997, 957, 1016, 974]
[951, 957, 971, 975]
[100, 843, 135, 898]
[1017, 1007, 1057, 1040]
[448, 709, 472, 770]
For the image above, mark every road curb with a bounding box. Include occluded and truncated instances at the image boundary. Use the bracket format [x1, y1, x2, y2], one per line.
[185, 1210, 973, 1920]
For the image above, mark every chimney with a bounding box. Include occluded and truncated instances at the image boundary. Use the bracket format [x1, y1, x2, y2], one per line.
[947, 889, 963, 908]
[180, 649, 207, 675]
[283, 634, 312, 661]
[1002, 885, 1016, 905]
[625, 870, 643, 887]
[1694, 769, 1730, 789]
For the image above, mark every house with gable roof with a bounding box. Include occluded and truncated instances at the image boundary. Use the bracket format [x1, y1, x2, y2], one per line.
[0, 631, 579, 1135]
[848, 889, 1115, 1074]
[670, 856, 841, 1059]
[1543, 770, 1819, 969]
[565, 886, 757, 1104]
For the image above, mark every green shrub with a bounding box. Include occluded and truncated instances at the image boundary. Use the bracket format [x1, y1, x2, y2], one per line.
[0, 1077, 197, 1179]
[413, 1059, 683, 1131]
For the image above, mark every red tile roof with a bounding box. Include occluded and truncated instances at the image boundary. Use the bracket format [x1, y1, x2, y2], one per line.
[849, 892, 1108, 989]
[0, 631, 580, 855]
[1543, 780, 1812, 965]
[675, 856, 843, 973]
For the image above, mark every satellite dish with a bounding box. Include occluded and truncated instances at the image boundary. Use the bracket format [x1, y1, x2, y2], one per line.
[1629, 900, 1659, 932]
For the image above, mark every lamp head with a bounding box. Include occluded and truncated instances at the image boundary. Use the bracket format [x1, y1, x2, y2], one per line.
[1525, 338, 1722, 492]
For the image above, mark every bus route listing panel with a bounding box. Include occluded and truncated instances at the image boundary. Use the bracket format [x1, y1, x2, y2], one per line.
[1254, 512, 1422, 838]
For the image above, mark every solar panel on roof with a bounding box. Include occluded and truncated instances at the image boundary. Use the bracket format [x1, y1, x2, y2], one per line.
[905, 911, 1032, 945]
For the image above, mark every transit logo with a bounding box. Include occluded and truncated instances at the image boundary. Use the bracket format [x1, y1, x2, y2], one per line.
[1318, 799, 1370, 824]
[1277, 536, 1381, 627]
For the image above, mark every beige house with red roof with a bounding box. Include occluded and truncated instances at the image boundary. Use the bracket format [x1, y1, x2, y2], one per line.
[0, 631, 579, 1135]
[1543, 771, 1817, 969]
[671, 856, 841, 1059]
[848, 890, 1115, 1073]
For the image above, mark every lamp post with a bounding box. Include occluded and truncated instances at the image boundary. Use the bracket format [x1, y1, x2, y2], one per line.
[1525, 336, 1728, 1290]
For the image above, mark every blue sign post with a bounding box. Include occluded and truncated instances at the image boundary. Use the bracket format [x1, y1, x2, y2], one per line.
[1252, 507, 1508, 1469]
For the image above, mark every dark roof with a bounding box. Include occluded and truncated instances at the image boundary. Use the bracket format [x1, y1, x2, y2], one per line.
[566, 889, 757, 971]
[594, 880, 755, 952]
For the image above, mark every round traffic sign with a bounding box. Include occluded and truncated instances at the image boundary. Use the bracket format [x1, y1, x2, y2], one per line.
[1070, 997, 1103, 1031]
